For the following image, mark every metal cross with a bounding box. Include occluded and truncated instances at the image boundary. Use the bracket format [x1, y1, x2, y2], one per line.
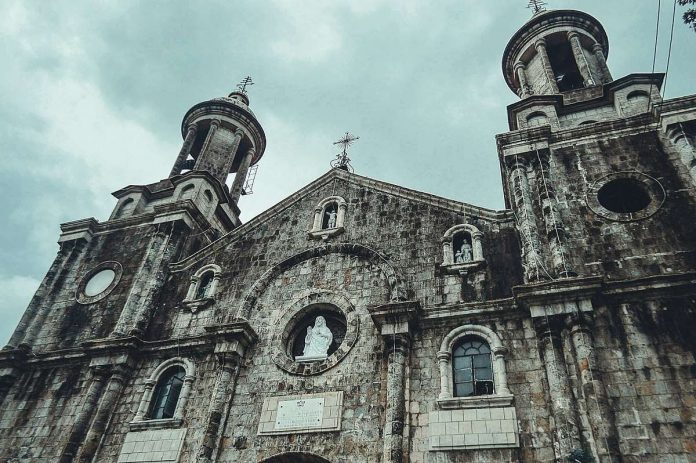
[237, 76, 254, 94]
[527, 0, 547, 14]
[331, 132, 359, 172]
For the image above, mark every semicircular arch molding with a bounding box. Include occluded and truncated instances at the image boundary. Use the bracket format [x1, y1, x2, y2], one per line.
[259, 452, 332, 463]
[238, 242, 407, 319]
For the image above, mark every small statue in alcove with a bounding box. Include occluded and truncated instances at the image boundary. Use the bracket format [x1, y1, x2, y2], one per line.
[455, 241, 473, 263]
[325, 209, 338, 229]
[296, 316, 334, 362]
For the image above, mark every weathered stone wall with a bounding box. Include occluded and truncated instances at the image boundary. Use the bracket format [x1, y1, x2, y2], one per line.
[549, 129, 696, 279]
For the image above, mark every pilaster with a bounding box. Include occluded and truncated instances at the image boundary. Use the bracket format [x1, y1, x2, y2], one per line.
[369, 301, 419, 463]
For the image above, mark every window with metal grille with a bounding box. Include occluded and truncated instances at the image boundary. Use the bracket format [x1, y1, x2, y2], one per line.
[452, 338, 494, 397]
[149, 366, 185, 419]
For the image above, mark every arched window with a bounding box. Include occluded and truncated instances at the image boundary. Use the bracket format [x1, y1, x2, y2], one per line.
[132, 358, 195, 428]
[194, 270, 215, 300]
[309, 196, 347, 239]
[452, 337, 493, 397]
[148, 366, 185, 420]
[183, 264, 222, 311]
[115, 198, 136, 219]
[437, 324, 511, 405]
[526, 111, 549, 127]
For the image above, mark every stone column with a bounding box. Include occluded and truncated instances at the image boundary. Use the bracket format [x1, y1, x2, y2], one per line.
[507, 158, 544, 282]
[534, 38, 560, 94]
[59, 365, 109, 463]
[514, 62, 532, 98]
[591, 43, 612, 83]
[194, 119, 221, 170]
[383, 333, 410, 463]
[169, 123, 198, 177]
[229, 146, 254, 204]
[567, 314, 619, 462]
[567, 31, 595, 87]
[196, 355, 241, 463]
[531, 155, 574, 278]
[22, 240, 88, 348]
[77, 365, 130, 462]
[536, 320, 582, 462]
[112, 224, 184, 337]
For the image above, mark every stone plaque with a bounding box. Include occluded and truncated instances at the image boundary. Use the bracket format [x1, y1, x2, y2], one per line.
[258, 391, 343, 435]
[275, 397, 324, 430]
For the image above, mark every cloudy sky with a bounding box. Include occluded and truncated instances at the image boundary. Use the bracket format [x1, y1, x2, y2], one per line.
[1, 0, 693, 344]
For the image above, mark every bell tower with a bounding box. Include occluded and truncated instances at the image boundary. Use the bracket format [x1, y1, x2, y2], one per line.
[170, 83, 266, 205]
[503, 9, 612, 97]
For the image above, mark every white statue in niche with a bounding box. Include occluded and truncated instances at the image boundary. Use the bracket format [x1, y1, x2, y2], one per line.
[454, 241, 473, 263]
[325, 208, 338, 229]
[296, 316, 333, 362]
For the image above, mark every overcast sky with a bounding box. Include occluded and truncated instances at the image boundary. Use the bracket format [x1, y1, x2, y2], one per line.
[1, 0, 693, 344]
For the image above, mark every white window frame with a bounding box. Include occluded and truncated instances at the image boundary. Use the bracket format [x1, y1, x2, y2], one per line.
[436, 324, 512, 409]
[130, 358, 196, 430]
[182, 264, 221, 312]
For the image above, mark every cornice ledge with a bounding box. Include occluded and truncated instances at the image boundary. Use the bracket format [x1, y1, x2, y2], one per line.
[368, 300, 421, 335]
[422, 298, 519, 323]
[602, 272, 696, 298]
[513, 276, 603, 305]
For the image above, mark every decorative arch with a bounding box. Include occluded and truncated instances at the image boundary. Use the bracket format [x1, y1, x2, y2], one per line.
[184, 263, 222, 301]
[238, 243, 407, 319]
[441, 224, 484, 268]
[526, 111, 549, 127]
[309, 195, 348, 239]
[115, 197, 136, 219]
[259, 452, 332, 463]
[436, 324, 511, 404]
[132, 357, 196, 425]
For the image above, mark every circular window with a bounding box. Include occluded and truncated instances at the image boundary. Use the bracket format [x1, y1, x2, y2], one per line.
[84, 269, 116, 296]
[586, 171, 665, 221]
[597, 178, 651, 213]
[76, 261, 123, 304]
[272, 291, 359, 376]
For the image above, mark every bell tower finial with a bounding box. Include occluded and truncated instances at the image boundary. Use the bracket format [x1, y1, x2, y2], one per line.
[526, 0, 547, 15]
[236, 76, 254, 95]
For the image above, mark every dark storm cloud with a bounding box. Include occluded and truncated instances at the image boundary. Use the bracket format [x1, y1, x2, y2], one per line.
[1, 0, 693, 343]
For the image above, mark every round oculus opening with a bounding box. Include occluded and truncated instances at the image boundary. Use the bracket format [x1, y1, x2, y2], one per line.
[288, 304, 347, 359]
[597, 178, 652, 214]
[84, 269, 116, 297]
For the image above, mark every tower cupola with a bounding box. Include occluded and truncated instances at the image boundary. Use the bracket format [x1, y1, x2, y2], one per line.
[503, 10, 612, 98]
[169, 83, 266, 205]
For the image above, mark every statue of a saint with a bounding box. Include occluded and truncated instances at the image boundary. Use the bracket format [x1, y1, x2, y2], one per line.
[326, 209, 337, 229]
[297, 316, 333, 361]
[455, 241, 473, 263]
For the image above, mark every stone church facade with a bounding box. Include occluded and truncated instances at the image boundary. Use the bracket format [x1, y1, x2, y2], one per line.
[1, 8, 695, 463]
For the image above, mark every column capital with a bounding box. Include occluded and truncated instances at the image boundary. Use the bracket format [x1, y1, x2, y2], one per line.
[591, 42, 604, 53]
[209, 119, 221, 129]
[186, 122, 199, 134]
[534, 37, 547, 49]
[513, 61, 526, 71]
[567, 30, 581, 41]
